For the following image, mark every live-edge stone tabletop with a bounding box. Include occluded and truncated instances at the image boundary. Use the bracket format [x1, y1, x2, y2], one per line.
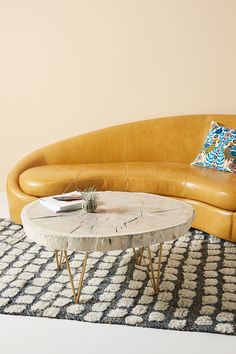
[21, 191, 195, 252]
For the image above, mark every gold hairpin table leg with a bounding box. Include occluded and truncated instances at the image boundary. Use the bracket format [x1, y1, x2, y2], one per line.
[133, 247, 144, 265]
[55, 250, 65, 271]
[144, 243, 163, 295]
[64, 250, 88, 304]
[156, 242, 163, 293]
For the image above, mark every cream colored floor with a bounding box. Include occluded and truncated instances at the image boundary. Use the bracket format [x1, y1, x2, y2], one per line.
[0, 192, 235, 354]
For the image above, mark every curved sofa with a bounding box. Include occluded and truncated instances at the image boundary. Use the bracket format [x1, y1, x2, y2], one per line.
[7, 114, 236, 242]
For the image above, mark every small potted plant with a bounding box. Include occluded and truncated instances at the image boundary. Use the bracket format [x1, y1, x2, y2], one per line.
[80, 187, 98, 213]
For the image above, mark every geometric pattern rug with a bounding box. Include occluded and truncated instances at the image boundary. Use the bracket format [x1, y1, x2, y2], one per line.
[0, 218, 235, 335]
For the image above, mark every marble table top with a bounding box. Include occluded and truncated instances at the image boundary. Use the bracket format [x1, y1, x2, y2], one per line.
[21, 191, 195, 252]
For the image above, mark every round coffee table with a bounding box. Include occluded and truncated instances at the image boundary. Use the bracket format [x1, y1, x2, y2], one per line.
[21, 191, 194, 303]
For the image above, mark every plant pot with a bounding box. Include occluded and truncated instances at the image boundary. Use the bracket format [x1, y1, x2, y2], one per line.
[82, 199, 97, 213]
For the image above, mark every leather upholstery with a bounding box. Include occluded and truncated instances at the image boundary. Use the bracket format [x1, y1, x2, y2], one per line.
[19, 162, 236, 212]
[6, 114, 236, 242]
[19, 163, 128, 197]
[173, 197, 233, 241]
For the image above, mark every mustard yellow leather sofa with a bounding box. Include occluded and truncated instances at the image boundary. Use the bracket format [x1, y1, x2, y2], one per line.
[7, 114, 236, 242]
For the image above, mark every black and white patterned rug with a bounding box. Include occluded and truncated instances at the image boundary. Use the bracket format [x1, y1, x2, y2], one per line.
[0, 218, 235, 335]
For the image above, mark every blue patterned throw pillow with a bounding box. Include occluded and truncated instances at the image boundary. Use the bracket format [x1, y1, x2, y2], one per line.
[191, 121, 236, 173]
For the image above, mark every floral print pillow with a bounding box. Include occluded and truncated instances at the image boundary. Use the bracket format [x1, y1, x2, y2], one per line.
[191, 121, 236, 173]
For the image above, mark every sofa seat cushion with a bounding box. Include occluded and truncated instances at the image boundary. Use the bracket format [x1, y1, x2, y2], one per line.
[19, 163, 129, 198]
[127, 162, 236, 211]
[19, 162, 236, 211]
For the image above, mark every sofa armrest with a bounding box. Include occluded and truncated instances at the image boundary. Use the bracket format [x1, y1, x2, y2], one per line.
[6, 149, 47, 223]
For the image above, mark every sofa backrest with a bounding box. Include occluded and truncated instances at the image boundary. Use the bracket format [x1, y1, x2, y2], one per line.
[43, 114, 236, 164]
[125, 115, 206, 163]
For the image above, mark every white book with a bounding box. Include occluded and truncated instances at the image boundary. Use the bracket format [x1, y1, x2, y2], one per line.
[39, 191, 83, 212]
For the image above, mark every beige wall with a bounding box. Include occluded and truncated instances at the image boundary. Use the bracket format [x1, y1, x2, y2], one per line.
[1, 0, 236, 191]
